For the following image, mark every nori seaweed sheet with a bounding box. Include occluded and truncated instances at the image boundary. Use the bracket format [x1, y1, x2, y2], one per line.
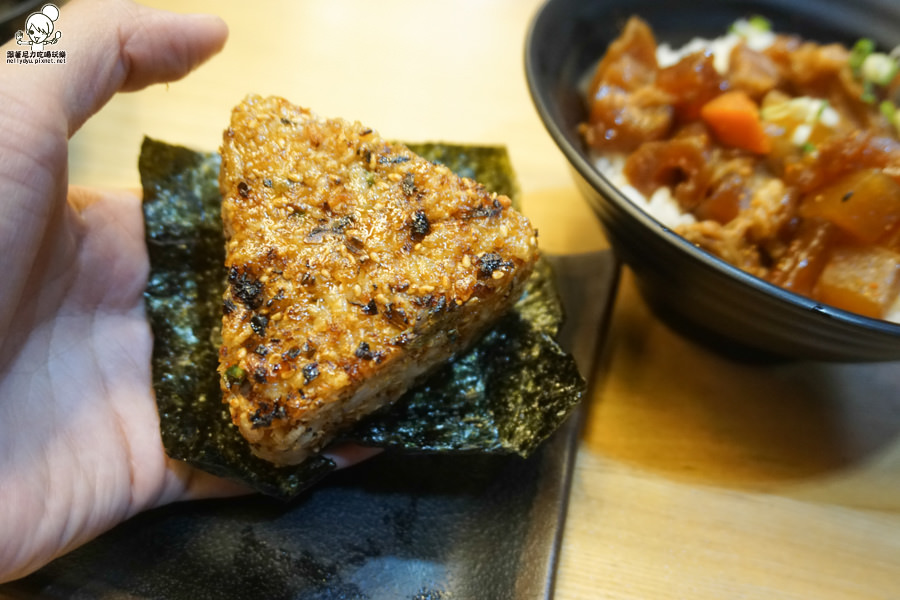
[141, 137, 584, 498]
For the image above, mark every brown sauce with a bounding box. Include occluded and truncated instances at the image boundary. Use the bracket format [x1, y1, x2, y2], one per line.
[582, 17, 900, 321]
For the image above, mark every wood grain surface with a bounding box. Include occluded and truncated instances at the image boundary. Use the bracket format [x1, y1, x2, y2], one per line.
[65, 1, 900, 597]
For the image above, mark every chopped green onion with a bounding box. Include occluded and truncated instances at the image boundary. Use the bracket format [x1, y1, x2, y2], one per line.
[814, 99, 829, 121]
[801, 142, 817, 154]
[748, 15, 771, 32]
[862, 52, 899, 86]
[225, 365, 246, 382]
[883, 100, 900, 136]
[849, 40, 899, 105]
[849, 38, 875, 74]
[861, 79, 876, 104]
[730, 16, 772, 37]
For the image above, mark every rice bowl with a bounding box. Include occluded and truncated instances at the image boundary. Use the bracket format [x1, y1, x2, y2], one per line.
[525, 0, 900, 361]
[582, 17, 900, 324]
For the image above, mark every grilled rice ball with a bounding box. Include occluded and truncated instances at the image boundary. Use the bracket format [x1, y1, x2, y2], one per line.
[218, 95, 539, 465]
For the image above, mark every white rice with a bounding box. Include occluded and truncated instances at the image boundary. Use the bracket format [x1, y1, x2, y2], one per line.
[657, 21, 776, 74]
[591, 20, 776, 229]
[589, 22, 900, 323]
[594, 153, 697, 228]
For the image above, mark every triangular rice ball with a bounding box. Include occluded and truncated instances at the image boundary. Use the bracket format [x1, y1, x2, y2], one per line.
[218, 95, 539, 465]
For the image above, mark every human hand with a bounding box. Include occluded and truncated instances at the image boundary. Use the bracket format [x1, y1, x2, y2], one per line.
[0, 0, 376, 583]
[0, 0, 231, 582]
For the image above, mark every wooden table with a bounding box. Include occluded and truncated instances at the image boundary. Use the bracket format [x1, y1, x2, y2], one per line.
[68, 1, 900, 597]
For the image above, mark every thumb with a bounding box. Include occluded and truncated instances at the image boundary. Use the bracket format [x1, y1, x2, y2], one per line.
[1, 0, 228, 137]
[0, 0, 226, 352]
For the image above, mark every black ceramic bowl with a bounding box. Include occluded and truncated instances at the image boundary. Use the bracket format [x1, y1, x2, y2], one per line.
[525, 0, 900, 361]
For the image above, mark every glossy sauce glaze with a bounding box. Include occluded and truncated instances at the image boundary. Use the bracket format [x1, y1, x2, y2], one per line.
[218, 95, 539, 465]
[582, 17, 900, 321]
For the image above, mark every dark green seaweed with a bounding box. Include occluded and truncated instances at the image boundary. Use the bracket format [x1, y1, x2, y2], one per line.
[141, 137, 584, 498]
[140, 139, 335, 496]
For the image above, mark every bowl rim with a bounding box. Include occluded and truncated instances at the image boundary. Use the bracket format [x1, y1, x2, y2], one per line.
[523, 0, 900, 340]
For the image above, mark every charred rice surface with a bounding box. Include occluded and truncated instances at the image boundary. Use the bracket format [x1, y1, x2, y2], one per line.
[218, 95, 539, 465]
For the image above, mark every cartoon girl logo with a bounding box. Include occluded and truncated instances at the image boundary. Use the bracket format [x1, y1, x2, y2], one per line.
[15, 4, 62, 53]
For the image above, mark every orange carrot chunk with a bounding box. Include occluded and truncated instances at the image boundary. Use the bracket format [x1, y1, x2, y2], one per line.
[700, 90, 772, 154]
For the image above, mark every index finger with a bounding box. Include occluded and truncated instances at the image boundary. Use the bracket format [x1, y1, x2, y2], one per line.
[1, 0, 228, 138]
